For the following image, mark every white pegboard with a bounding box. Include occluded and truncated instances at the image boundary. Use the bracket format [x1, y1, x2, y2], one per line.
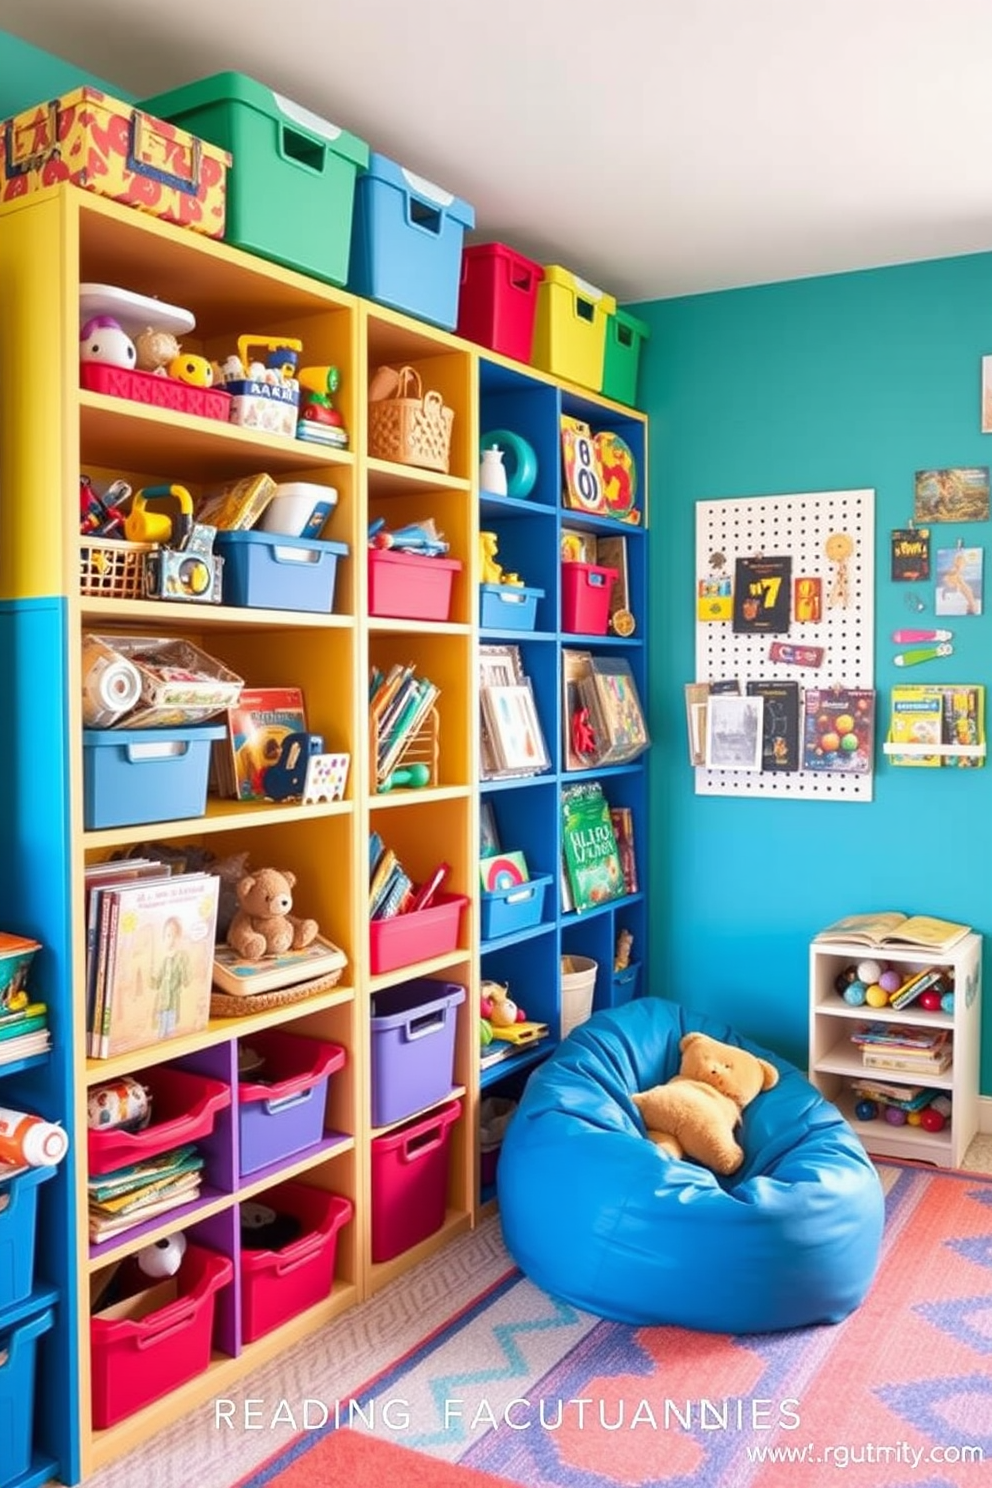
[695, 489, 875, 800]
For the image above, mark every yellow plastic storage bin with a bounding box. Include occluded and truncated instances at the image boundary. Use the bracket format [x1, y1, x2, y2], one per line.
[531, 267, 616, 391]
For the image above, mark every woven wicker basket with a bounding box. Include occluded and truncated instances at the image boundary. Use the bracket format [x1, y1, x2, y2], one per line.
[79, 537, 156, 600]
[209, 965, 344, 1018]
[368, 364, 454, 473]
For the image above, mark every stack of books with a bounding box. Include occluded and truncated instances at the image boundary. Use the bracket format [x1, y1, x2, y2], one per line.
[0, 932, 49, 1066]
[850, 1022, 952, 1075]
[88, 1141, 205, 1244]
[369, 663, 439, 789]
[369, 831, 414, 920]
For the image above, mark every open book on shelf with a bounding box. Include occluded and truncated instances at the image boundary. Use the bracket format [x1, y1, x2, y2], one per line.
[814, 912, 971, 954]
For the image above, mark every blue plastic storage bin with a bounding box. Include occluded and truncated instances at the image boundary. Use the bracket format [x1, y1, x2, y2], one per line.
[215, 530, 348, 613]
[613, 960, 641, 1006]
[82, 725, 226, 829]
[350, 153, 475, 329]
[480, 874, 553, 942]
[0, 1303, 54, 1488]
[238, 1030, 346, 1176]
[370, 978, 466, 1128]
[479, 583, 544, 632]
[0, 1166, 54, 1313]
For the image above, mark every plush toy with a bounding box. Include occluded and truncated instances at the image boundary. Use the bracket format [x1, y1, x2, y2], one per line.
[480, 980, 525, 1027]
[631, 1032, 779, 1175]
[227, 867, 319, 961]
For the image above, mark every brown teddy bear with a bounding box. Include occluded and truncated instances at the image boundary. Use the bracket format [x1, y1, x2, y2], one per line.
[631, 1032, 779, 1175]
[227, 867, 319, 961]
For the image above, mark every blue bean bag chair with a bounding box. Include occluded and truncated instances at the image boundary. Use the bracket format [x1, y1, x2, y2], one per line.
[497, 997, 884, 1333]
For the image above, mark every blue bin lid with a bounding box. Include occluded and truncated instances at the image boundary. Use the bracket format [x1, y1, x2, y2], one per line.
[215, 530, 349, 556]
[83, 724, 228, 745]
[362, 152, 475, 229]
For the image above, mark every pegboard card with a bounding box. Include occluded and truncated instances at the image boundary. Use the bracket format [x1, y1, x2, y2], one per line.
[695, 488, 875, 801]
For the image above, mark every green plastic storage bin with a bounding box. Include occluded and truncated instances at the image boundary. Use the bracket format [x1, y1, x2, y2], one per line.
[141, 72, 369, 285]
[601, 307, 650, 407]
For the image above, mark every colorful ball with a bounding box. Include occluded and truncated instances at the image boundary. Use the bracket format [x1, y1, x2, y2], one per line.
[856, 959, 882, 985]
[906, 1110, 923, 1126]
[865, 984, 888, 1008]
[834, 966, 857, 994]
[920, 1107, 946, 1133]
[854, 1099, 878, 1121]
[918, 989, 943, 1012]
[878, 968, 902, 994]
[884, 1106, 908, 1125]
[842, 980, 867, 1006]
[941, 991, 955, 1014]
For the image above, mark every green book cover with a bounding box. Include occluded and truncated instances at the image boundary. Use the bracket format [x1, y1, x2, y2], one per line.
[561, 783, 625, 913]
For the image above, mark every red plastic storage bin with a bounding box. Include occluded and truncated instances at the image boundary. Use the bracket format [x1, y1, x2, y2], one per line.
[88, 1066, 231, 1176]
[457, 244, 544, 363]
[368, 550, 461, 621]
[369, 893, 469, 976]
[80, 362, 232, 422]
[561, 561, 619, 635]
[240, 1182, 353, 1342]
[238, 1030, 347, 1176]
[371, 1098, 460, 1262]
[90, 1243, 232, 1429]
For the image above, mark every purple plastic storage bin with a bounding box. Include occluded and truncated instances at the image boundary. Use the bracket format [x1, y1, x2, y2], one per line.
[370, 978, 465, 1128]
[238, 1029, 346, 1175]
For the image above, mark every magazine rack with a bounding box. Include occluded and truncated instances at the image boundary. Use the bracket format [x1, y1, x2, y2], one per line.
[372, 707, 440, 792]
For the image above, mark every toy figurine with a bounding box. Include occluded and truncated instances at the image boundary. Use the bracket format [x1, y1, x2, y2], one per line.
[79, 315, 136, 369]
[167, 352, 214, 387]
[134, 326, 182, 375]
[297, 365, 349, 448]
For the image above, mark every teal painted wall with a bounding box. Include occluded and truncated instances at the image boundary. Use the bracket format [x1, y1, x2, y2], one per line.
[0, 29, 130, 114]
[634, 254, 992, 1093]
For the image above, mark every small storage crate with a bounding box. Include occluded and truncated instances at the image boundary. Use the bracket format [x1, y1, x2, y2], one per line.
[480, 873, 553, 942]
[80, 362, 232, 421]
[369, 894, 469, 976]
[0, 88, 229, 235]
[601, 307, 650, 408]
[0, 1304, 54, 1488]
[240, 1183, 353, 1342]
[90, 1243, 232, 1429]
[561, 561, 619, 635]
[479, 582, 543, 632]
[238, 1030, 346, 1176]
[350, 153, 475, 329]
[88, 1066, 231, 1176]
[0, 1166, 54, 1312]
[370, 978, 466, 1128]
[371, 1098, 460, 1262]
[215, 530, 349, 613]
[369, 550, 461, 621]
[82, 724, 226, 829]
[457, 244, 544, 362]
[532, 266, 616, 390]
[141, 72, 369, 285]
[79, 538, 156, 600]
[612, 960, 641, 1006]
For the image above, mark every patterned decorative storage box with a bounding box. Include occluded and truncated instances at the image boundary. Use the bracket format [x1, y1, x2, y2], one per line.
[0, 88, 230, 235]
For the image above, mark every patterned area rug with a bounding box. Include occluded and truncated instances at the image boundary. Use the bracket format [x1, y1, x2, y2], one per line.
[231, 1162, 992, 1488]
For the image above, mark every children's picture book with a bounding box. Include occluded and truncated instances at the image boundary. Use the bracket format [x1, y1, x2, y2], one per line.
[594, 534, 631, 634]
[561, 783, 625, 913]
[704, 693, 763, 771]
[914, 466, 990, 524]
[814, 911, 971, 953]
[212, 935, 347, 996]
[84, 859, 171, 1046]
[732, 555, 792, 633]
[217, 687, 309, 801]
[609, 807, 638, 895]
[480, 851, 529, 893]
[92, 873, 219, 1059]
[481, 683, 551, 776]
[935, 545, 983, 616]
[890, 526, 930, 582]
[560, 416, 607, 514]
[802, 687, 875, 773]
[746, 679, 800, 772]
[942, 685, 985, 768]
[579, 656, 650, 766]
[887, 684, 944, 767]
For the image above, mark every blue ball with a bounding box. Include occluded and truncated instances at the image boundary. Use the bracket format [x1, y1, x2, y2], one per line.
[854, 1099, 878, 1122]
[843, 980, 867, 1006]
[941, 991, 955, 1015]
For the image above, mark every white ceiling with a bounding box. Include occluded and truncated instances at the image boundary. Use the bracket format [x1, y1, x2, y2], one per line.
[6, 0, 992, 302]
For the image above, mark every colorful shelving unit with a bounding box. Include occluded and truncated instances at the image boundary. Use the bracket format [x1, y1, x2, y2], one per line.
[0, 180, 649, 1480]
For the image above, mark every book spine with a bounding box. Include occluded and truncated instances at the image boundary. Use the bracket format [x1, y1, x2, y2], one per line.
[96, 893, 122, 1060]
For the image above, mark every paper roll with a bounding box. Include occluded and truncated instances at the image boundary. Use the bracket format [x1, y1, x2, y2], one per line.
[81, 635, 142, 727]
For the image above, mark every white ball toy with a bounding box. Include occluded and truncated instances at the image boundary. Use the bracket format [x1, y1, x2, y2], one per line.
[856, 959, 882, 986]
[136, 1231, 187, 1279]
